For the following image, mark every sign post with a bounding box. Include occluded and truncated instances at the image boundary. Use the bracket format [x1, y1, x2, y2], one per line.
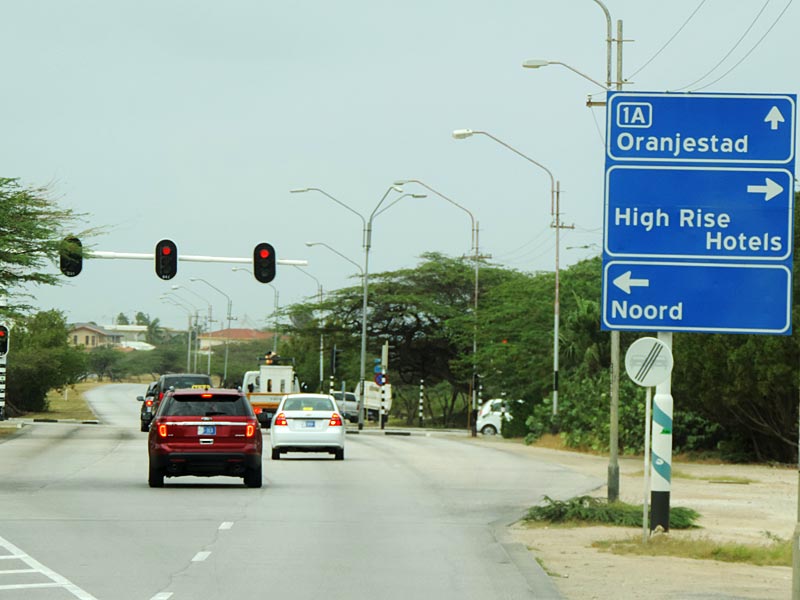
[625, 336, 674, 541]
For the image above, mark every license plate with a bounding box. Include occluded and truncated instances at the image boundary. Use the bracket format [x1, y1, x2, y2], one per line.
[198, 425, 216, 435]
[305, 420, 315, 428]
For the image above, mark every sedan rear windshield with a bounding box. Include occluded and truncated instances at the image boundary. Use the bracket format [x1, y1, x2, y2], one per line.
[160, 395, 252, 417]
[283, 397, 335, 411]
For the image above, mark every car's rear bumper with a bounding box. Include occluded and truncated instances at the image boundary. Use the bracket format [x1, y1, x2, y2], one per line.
[271, 428, 345, 452]
[150, 452, 262, 477]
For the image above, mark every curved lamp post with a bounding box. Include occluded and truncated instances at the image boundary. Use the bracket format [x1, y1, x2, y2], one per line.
[452, 129, 563, 418]
[291, 185, 414, 429]
[190, 277, 234, 384]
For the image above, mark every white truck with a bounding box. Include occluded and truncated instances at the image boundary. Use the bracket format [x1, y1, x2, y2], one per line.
[242, 362, 300, 427]
[334, 381, 392, 424]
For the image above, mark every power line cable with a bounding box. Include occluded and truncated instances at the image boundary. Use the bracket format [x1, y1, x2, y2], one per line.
[627, 0, 709, 81]
[675, 0, 771, 91]
[694, 0, 793, 91]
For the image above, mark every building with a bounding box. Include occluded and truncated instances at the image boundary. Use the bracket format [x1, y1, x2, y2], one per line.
[196, 328, 276, 352]
[68, 323, 121, 349]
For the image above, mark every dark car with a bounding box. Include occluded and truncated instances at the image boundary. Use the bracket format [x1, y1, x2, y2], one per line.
[139, 373, 213, 432]
[147, 388, 263, 488]
[137, 382, 159, 432]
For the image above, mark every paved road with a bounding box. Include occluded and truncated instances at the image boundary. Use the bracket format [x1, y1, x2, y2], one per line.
[0, 384, 601, 600]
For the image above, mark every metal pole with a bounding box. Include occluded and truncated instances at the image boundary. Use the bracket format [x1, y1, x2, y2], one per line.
[642, 386, 652, 543]
[419, 379, 425, 428]
[553, 181, 561, 417]
[358, 235, 369, 430]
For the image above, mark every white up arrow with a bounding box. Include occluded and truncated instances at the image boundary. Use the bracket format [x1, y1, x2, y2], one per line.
[764, 106, 785, 130]
[613, 271, 650, 295]
[747, 177, 784, 201]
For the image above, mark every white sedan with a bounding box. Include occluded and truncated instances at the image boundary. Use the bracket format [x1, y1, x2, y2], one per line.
[270, 393, 346, 460]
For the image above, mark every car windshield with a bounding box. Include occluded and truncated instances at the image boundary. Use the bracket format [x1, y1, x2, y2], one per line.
[160, 394, 250, 417]
[165, 377, 211, 389]
[283, 396, 335, 412]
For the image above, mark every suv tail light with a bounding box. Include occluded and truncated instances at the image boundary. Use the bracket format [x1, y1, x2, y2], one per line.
[274, 413, 287, 427]
[329, 413, 343, 427]
[158, 423, 168, 438]
[246, 421, 256, 437]
[158, 391, 164, 401]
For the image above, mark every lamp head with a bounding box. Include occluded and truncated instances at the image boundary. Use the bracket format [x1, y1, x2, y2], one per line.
[391, 185, 403, 193]
[410, 194, 427, 199]
[290, 188, 310, 193]
[452, 129, 474, 140]
[522, 59, 549, 69]
[171, 284, 180, 290]
[305, 242, 318, 247]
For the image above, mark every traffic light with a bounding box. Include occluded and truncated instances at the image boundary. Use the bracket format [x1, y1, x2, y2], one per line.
[155, 239, 178, 280]
[59, 236, 83, 277]
[330, 345, 341, 375]
[253, 242, 276, 283]
[0, 324, 9, 356]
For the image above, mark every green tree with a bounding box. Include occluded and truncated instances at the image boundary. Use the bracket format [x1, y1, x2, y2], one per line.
[115, 313, 130, 325]
[5, 310, 87, 413]
[0, 178, 94, 313]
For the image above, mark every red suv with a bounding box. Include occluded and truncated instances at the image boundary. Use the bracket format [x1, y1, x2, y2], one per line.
[148, 388, 263, 488]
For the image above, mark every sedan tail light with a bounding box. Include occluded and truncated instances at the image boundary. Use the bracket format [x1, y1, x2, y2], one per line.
[329, 413, 343, 427]
[158, 423, 168, 438]
[145, 399, 153, 407]
[274, 413, 288, 427]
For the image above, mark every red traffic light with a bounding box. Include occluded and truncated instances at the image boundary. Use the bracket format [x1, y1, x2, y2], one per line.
[253, 242, 276, 283]
[0, 324, 9, 356]
[155, 239, 178, 280]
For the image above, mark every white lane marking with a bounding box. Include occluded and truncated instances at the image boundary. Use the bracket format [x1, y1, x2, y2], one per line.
[0, 568, 38, 574]
[219, 522, 233, 530]
[150, 593, 173, 600]
[0, 534, 99, 599]
[192, 551, 211, 562]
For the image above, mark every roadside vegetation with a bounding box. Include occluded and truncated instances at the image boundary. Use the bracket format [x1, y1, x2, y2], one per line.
[593, 532, 791, 567]
[524, 495, 700, 529]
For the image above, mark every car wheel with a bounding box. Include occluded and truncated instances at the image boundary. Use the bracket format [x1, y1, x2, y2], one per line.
[244, 464, 262, 488]
[480, 424, 498, 436]
[148, 463, 164, 488]
[334, 448, 344, 460]
[271, 448, 281, 460]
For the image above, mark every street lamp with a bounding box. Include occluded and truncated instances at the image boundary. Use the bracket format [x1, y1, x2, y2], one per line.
[293, 265, 325, 391]
[292, 185, 410, 429]
[160, 295, 196, 372]
[452, 129, 564, 418]
[232, 267, 279, 353]
[190, 277, 234, 385]
[521, 59, 607, 90]
[394, 179, 481, 433]
[172, 284, 213, 375]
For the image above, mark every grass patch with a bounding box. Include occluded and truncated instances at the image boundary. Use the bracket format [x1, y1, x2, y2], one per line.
[25, 382, 99, 422]
[594, 533, 791, 566]
[672, 469, 755, 484]
[525, 495, 700, 529]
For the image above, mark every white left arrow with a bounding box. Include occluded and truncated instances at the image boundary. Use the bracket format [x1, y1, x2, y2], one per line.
[747, 177, 784, 201]
[613, 271, 650, 295]
[764, 106, 785, 130]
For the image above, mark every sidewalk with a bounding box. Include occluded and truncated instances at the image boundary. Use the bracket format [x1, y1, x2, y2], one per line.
[492, 440, 796, 599]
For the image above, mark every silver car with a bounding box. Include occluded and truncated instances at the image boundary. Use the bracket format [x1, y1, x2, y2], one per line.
[270, 393, 345, 460]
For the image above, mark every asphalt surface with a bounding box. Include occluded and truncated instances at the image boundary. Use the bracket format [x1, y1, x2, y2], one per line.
[0, 383, 602, 600]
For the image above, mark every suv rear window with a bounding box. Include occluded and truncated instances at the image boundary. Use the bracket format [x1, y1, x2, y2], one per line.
[160, 393, 253, 417]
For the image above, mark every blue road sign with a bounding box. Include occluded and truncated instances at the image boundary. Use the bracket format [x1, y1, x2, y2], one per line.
[603, 261, 791, 334]
[602, 91, 796, 335]
[607, 93, 796, 164]
[604, 166, 794, 260]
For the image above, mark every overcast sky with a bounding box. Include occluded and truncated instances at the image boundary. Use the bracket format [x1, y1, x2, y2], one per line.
[1, 0, 796, 331]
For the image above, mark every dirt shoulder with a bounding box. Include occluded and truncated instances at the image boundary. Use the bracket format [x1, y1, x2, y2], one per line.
[485, 438, 795, 599]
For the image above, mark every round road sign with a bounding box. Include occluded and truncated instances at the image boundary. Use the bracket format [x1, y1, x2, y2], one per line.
[374, 373, 387, 386]
[624, 337, 673, 387]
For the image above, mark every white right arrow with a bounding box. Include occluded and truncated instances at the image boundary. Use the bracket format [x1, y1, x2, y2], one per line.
[765, 106, 785, 130]
[747, 177, 784, 201]
[613, 271, 650, 295]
